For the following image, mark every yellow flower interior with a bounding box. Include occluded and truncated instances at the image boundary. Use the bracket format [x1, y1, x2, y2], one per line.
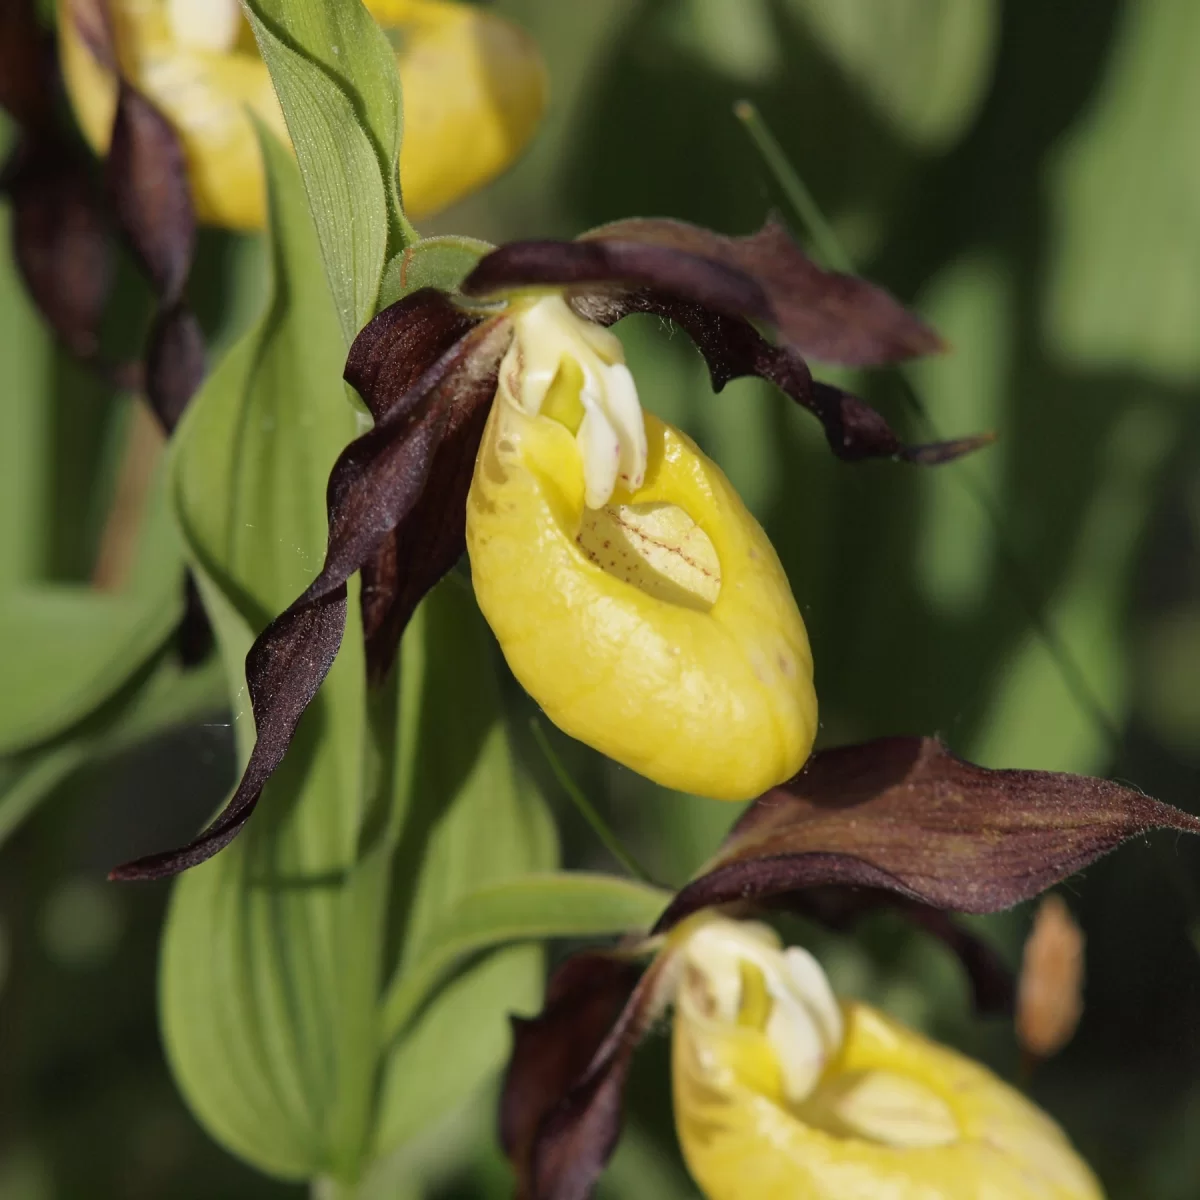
[536, 351, 722, 611]
[576, 502, 721, 611]
[681, 925, 961, 1151]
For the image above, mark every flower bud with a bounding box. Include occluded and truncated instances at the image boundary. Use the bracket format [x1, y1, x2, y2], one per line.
[672, 915, 1103, 1199]
[57, 0, 546, 229]
[465, 296, 816, 801]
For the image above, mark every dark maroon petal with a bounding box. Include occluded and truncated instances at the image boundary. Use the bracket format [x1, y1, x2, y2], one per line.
[463, 217, 942, 367]
[110, 318, 510, 880]
[502, 953, 643, 1199]
[176, 573, 215, 666]
[8, 143, 115, 362]
[501, 951, 669, 1200]
[102, 77, 205, 429]
[145, 301, 206, 431]
[106, 80, 195, 303]
[808, 380, 994, 464]
[109, 590, 349, 880]
[575, 292, 984, 464]
[63, 0, 117, 70]
[464, 237, 761, 334]
[345, 288, 482, 422]
[0, 0, 55, 131]
[587, 217, 944, 364]
[0, 0, 140, 386]
[360, 395, 491, 680]
[653, 737, 1200, 925]
[347, 295, 502, 680]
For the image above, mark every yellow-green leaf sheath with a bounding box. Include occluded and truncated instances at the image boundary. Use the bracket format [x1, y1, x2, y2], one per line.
[674, 998, 1104, 1200]
[465, 395, 817, 801]
[57, 0, 546, 230]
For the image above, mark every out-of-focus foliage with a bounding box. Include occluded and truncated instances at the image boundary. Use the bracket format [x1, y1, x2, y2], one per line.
[2, 1, 1199, 1198]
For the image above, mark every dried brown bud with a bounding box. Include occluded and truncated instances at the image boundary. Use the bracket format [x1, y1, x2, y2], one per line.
[1016, 894, 1085, 1060]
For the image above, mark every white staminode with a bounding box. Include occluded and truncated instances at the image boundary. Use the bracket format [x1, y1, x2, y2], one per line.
[499, 294, 648, 509]
[679, 917, 844, 1104]
[167, 0, 243, 52]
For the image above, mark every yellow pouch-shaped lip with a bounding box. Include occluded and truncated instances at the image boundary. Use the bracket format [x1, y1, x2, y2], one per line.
[673, 999, 1104, 1200]
[466, 398, 817, 801]
[57, 0, 546, 230]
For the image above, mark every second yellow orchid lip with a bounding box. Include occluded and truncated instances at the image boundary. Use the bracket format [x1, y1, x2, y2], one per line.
[671, 914, 1105, 1200]
[57, 0, 547, 230]
[466, 297, 817, 801]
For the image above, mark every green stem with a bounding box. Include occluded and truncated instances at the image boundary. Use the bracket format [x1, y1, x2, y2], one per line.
[530, 719, 655, 884]
[733, 99, 853, 273]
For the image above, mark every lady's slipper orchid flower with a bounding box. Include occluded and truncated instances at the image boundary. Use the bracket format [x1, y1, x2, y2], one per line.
[467, 293, 816, 800]
[499, 736, 1200, 1199]
[111, 220, 994, 879]
[57, 0, 547, 229]
[670, 918, 1100, 1200]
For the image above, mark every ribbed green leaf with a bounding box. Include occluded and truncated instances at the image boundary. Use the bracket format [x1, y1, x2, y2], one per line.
[370, 578, 558, 1159]
[381, 872, 670, 1046]
[160, 126, 554, 1191]
[242, 0, 415, 343]
[0, 201, 54, 588]
[0, 473, 184, 755]
[160, 129, 368, 1182]
[1047, 0, 1200, 381]
[375, 945, 544, 1155]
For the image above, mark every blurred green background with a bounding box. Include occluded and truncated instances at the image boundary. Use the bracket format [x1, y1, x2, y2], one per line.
[3, 0, 1200, 1196]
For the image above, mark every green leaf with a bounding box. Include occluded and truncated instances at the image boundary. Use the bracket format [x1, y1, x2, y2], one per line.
[380, 871, 670, 1045]
[0, 469, 185, 755]
[242, 0, 416, 341]
[371, 577, 559, 1159]
[377, 235, 494, 310]
[0, 201, 54, 587]
[969, 404, 1176, 773]
[374, 945, 544, 1155]
[160, 128, 369, 1182]
[787, 0, 999, 149]
[159, 127, 550, 1190]
[1046, 0, 1200, 381]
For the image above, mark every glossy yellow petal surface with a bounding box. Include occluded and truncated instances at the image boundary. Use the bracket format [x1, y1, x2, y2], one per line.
[674, 999, 1104, 1200]
[465, 391, 817, 801]
[57, 0, 546, 230]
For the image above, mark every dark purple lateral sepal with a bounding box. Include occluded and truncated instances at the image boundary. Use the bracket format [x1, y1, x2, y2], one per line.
[463, 216, 943, 367]
[345, 292, 499, 678]
[2, 0, 205, 428]
[653, 737, 1200, 929]
[574, 292, 986, 464]
[0, 0, 140, 390]
[501, 951, 669, 1200]
[110, 314, 511, 880]
[104, 80, 204, 429]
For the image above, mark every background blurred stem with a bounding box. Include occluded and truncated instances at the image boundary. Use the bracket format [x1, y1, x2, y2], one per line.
[90, 399, 164, 592]
[530, 717, 655, 883]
